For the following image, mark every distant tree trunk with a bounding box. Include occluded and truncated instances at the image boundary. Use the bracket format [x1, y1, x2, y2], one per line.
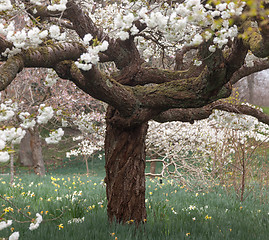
[18, 130, 34, 167]
[29, 127, 46, 176]
[104, 109, 148, 224]
[10, 145, 14, 185]
[247, 74, 254, 104]
[150, 161, 156, 178]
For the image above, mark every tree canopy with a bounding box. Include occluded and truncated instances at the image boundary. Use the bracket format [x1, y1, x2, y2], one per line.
[1, 0, 269, 224]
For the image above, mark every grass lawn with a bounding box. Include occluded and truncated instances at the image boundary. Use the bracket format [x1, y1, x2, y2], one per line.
[0, 157, 268, 240]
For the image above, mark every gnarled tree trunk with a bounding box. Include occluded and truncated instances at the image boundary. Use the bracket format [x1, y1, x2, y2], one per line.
[104, 109, 148, 224]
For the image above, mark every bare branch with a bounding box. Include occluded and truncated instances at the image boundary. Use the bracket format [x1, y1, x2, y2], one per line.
[154, 101, 269, 126]
[230, 59, 269, 85]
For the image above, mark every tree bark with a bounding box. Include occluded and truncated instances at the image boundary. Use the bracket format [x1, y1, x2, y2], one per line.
[247, 74, 254, 104]
[104, 108, 148, 224]
[150, 161, 156, 178]
[29, 127, 46, 176]
[18, 130, 34, 167]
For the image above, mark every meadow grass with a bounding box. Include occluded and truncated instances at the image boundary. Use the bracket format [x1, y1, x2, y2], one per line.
[0, 159, 268, 240]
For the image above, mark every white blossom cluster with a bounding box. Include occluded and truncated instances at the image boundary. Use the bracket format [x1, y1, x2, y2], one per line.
[75, 33, 109, 71]
[47, 0, 67, 12]
[29, 213, 43, 231]
[8, 231, 20, 240]
[0, 21, 66, 58]
[0, 219, 19, 240]
[44, 69, 59, 87]
[0, 219, 12, 230]
[37, 104, 54, 124]
[108, 0, 245, 61]
[45, 128, 64, 144]
[0, 22, 49, 57]
[0, 0, 12, 11]
[19, 112, 36, 129]
[0, 97, 17, 122]
[48, 25, 66, 41]
[0, 127, 26, 162]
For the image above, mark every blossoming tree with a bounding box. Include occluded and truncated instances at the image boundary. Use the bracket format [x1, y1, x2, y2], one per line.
[1, 0, 269, 224]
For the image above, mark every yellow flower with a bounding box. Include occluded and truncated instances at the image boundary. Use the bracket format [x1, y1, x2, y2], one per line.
[111, 233, 115, 236]
[240, 206, 243, 210]
[58, 224, 64, 230]
[4, 207, 14, 213]
[127, 219, 134, 224]
[205, 215, 212, 220]
[149, 192, 153, 195]
[186, 233, 190, 236]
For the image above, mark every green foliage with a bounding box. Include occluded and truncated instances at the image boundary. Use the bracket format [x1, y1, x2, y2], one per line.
[262, 106, 269, 116]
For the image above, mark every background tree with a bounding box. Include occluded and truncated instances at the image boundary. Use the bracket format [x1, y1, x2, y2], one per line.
[1, 0, 269, 224]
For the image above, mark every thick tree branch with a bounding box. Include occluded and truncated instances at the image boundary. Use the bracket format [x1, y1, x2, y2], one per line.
[0, 42, 85, 90]
[212, 102, 269, 126]
[0, 55, 24, 90]
[175, 46, 196, 71]
[130, 66, 231, 110]
[54, 60, 139, 117]
[230, 59, 269, 85]
[118, 66, 193, 86]
[225, 38, 249, 79]
[153, 107, 212, 124]
[22, 42, 85, 67]
[154, 101, 269, 126]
